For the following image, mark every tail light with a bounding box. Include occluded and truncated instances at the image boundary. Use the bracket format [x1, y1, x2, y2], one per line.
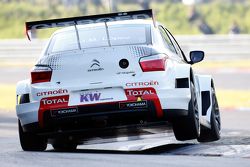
[31, 65, 52, 84]
[139, 54, 167, 72]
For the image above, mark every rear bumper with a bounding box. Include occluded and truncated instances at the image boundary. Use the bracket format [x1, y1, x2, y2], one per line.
[17, 87, 190, 134]
[21, 105, 188, 136]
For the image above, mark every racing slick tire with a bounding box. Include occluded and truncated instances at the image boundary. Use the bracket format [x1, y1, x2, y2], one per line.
[198, 86, 221, 142]
[18, 95, 47, 151]
[19, 120, 47, 151]
[172, 82, 200, 141]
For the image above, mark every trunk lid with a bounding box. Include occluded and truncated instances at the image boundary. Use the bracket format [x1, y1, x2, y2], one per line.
[38, 45, 153, 88]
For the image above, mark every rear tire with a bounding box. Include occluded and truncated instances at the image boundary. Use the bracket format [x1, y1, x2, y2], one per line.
[198, 86, 221, 142]
[172, 82, 200, 141]
[18, 95, 47, 151]
[19, 120, 47, 151]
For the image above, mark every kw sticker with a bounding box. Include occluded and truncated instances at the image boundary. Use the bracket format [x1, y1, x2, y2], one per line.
[80, 92, 113, 103]
[80, 92, 101, 102]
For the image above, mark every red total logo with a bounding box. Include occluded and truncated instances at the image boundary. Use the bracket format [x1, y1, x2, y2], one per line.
[126, 89, 154, 96]
[125, 88, 157, 98]
[40, 95, 69, 108]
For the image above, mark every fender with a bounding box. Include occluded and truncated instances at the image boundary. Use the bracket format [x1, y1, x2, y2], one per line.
[16, 79, 31, 97]
[174, 64, 191, 79]
[195, 74, 213, 126]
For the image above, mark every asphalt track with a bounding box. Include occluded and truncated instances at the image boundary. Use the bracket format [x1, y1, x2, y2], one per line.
[1, 110, 250, 167]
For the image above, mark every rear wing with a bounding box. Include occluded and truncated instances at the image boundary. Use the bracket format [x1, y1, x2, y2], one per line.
[25, 9, 155, 40]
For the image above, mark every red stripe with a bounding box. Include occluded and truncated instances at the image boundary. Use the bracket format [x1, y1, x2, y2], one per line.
[125, 88, 163, 117]
[38, 95, 69, 127]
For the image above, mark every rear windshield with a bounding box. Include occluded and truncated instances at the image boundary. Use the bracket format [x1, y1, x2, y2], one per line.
[47, 24, 150, 53]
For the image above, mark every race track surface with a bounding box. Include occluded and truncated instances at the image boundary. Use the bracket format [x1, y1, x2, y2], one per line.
[1, 110, 250, 167]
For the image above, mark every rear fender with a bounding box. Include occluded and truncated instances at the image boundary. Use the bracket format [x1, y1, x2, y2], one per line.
[174, 64, 191, 80]
[195, 75, 213, 127]
[16, 80, 31, 104]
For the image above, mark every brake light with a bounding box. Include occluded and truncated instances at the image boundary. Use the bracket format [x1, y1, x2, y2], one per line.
[31, 71, 52, 84]
[140, 57, 167, 72]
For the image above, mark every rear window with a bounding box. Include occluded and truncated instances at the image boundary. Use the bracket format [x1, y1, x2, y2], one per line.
[47, 24, 150, 53]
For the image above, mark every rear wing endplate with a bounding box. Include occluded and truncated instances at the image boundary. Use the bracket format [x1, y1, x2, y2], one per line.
[25, 9, 155, 40]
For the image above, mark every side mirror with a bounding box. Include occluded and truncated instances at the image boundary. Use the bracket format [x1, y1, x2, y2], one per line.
[189, 51, 204, 64]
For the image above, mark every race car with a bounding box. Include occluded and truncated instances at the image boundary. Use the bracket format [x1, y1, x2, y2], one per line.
[16, 9, 221, 151]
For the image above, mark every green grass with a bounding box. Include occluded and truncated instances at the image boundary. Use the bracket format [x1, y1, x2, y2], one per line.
[1, 1, 250, 38]
[0, 84, 249, 112]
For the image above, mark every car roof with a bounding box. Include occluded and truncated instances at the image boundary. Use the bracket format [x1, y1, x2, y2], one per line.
[53, 19, 157, 35]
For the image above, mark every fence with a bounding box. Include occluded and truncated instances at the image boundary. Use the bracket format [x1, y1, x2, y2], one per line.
[0, 35, 249, 62]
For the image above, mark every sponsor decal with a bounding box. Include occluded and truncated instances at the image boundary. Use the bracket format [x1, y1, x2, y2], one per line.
[137, 97, 142, 101]
[125, 81, 159, 87]
[51, 107, 78, 117]
[119, 101, 148, 109]
[80, 92, 101, 102]
[124, 87, 163, 118]
[116, 71, 135, 75]
[41, 97, 68, 105]
[37, 89, 68, 96]
[29, 14, 151, 30]
[39, 95, 69, 127]
[126, 89, 154, 96]
[80, 91, 113, 103]
[88, 59, 104, 72]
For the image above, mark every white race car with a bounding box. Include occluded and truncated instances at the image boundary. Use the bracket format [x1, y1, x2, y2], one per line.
[16, 9, 221, 151]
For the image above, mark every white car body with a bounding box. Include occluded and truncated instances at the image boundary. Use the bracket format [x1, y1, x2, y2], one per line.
[16, 10, 220, 151]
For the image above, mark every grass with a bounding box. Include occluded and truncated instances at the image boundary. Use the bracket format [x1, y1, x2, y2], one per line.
[1, 1, 250, 38]
[0, 84, 249, 112]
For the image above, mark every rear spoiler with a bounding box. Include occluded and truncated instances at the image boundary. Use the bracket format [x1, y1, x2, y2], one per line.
[25, 9, 155, 40]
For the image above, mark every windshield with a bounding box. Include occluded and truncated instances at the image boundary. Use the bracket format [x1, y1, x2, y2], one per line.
[47, 24, 151, 53]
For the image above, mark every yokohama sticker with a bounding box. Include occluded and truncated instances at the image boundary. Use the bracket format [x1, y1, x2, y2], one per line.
[119, 101, 147, 109]
[51, 107, 78, 117]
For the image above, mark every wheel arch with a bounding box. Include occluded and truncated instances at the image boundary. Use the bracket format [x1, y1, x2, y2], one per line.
[195, 74, 214, 126]
[16, 80, 31, 104]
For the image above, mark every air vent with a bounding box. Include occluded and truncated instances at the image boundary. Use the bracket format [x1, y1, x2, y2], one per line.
[176, 78, 189, 88]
